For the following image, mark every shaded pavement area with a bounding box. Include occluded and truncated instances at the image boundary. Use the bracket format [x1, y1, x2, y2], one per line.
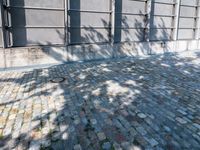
[0, 50, 200, 150]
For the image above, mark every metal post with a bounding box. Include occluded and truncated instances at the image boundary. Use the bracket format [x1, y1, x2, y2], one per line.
[67, 0, 71, 45]
[173, 0, 181, 40]
[0, 0, 7, 68]
[64, 0, 68, 46]
[110, 0, 115, 45]
[0, 0, 6, 48]
[5, 0, 12, 47]
[195, 0, 200, 39]
[146, 0, 153, 42]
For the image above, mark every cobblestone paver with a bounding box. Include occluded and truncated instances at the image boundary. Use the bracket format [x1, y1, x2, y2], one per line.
[0, 50, 200, 150]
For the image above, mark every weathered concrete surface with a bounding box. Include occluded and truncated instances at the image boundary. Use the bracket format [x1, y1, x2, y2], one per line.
[0, 40, 200, 69]
[0, 49, 200, 149]
[0, 49, 5, 68]
[1, 47, 67, 69]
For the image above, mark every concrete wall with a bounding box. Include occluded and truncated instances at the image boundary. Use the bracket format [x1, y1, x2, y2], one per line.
[0, 0, 200, 69]
[0, 40, 199, 69]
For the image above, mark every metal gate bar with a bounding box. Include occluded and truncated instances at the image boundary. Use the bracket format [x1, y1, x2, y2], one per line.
[0, 0, 5, 48]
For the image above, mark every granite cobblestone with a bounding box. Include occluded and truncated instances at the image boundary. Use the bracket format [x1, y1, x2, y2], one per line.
[0, 50, 200, 149]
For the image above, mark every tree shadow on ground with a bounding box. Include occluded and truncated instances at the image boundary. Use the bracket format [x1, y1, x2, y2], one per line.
[0, 50, 200, 150]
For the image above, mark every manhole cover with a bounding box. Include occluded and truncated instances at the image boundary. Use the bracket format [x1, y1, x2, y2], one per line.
[50, 77, 65, 83]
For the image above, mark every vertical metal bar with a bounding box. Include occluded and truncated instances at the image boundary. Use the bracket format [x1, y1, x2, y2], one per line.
[146, 0, 153, 42]
[171, 1, 176, 40]
[110, 0, 115, 45]
[173, 0, 181, 40]
[5, 0, 12, 47]
[64, 0, 68, 46]
[195, 0, 200, 39]
[67, 0, 70, 45]
[0, 0, 6, 48]
[0, 0, 7, 68]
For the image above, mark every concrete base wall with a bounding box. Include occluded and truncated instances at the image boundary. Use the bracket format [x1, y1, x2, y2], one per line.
[0, 40, 200, 69]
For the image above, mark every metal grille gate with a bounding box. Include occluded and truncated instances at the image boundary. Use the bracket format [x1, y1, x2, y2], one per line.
[0, 0, 200, 48]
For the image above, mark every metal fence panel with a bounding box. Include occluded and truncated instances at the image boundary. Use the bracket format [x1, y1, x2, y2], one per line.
[180, 7, 196, 17]
[68, 12, 110, 29]
[178, 29, 194, 39]
[179, 18, 195, 28]
[115, 15, 146, 28]
[8, 0, 65, 47]
[68, 0, 110, 44]
[153, 16, 173, 28]
[150, 29, 172, 41]
[114, 0, 146, 42]
[150, 1, 175, 41]
[181, 0, 197, 6]
[12, 28, 64, 46]
[8, 0, 64, 8]
[154, 0, 174, 3]
[79, 0, 109, 11]
[10, 9, 64, 26]
[154, 3, 174, 16]
[121, 0, 146, 14]
[178, 0, 198, 40]
[120, 28, 145, 42]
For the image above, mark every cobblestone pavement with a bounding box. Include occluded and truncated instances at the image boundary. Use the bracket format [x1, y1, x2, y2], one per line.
[0, 50, 200, 150]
